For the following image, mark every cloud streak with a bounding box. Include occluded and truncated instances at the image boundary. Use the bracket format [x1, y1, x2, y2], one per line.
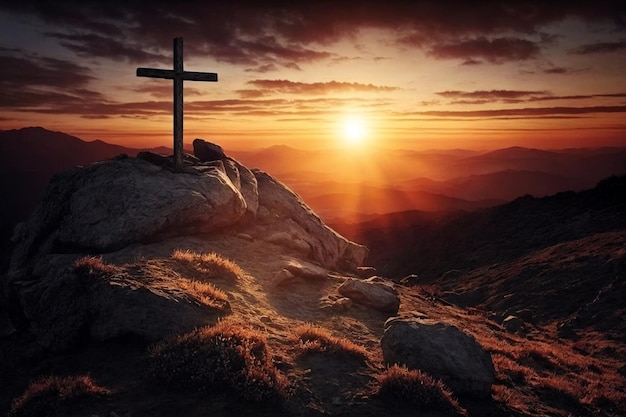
[238, 79, 399, 97]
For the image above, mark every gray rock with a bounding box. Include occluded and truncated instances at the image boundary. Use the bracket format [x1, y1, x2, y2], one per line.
[443, 288, 485, 308]
[338, 277, 400, 314]
[253, 170, 367, 269]
[381, 318, 495, 398]
[17, 255, 229, 350]
[9, 158, 247, 271]
[273, 268, 295, 287]
[283, 258, 328, 280]
[356, 266, 377, 278]
[193, 138, 226, 161]
[502, 315, 524, 333]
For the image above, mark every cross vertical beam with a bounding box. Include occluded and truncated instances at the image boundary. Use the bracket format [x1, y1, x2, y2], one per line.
[136, 37, 218, 172]
[173, 37, 184, 171]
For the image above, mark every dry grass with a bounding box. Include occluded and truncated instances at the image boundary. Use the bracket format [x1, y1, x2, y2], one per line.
[73, 256, 119, 277]
[377, 365, 465, 415]
[149, 319, 288, 402]
[9, 375, 110, 417]
[293, 323, 368, 361]
[176, 277, 230, 309]
[172, 249, 244, 281]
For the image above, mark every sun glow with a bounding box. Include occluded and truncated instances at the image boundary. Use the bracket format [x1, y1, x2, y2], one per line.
[341, 116, 367, 147]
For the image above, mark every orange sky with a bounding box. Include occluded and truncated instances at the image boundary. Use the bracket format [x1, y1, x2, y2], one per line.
[1, 2, 625, 151]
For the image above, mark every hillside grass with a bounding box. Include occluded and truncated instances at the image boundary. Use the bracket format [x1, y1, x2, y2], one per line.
[9, 375, 110, 417]
[292, 323, 369, 362]
[149, 319, 288, 402]
[171, 249, 244, 281]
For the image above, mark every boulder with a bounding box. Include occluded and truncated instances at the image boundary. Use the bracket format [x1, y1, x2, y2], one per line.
[356, 266, 377, 278]
[193, 138, 226, 161]
[338, 277, 400, 314]
[16, 255, 228, 350]
[381, 318, 495, 398]
[502, 315, 524, 333]
[9, 158, 247, 271]
[253, 170, 367, 269]
[283, 258, 329, 280]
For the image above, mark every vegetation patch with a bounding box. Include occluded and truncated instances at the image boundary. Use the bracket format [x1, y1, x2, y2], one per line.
[176, 277, 231, 310]
[377, 365, 465, 415]
[293, 323, 368, 361]
[9, 375, 110, 417]
[73, 256, 119, 278]
[172, 249, 244, 281]
[149, 320, 288, 402]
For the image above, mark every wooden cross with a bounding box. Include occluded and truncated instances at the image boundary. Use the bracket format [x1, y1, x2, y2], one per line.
[137, 37, 218, 171]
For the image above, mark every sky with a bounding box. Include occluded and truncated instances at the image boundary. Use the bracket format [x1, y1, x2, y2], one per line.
[0, 1, 625, 151]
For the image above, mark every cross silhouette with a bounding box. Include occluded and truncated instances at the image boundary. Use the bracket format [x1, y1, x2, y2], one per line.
[137, 37, 218, 171]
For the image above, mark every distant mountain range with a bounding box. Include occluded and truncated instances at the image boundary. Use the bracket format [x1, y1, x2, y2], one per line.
[2, 126, 626, 260]
[331, 175, 626, 340]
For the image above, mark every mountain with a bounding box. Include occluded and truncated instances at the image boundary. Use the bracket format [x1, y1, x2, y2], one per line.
[1, 149, 624, 417]
[332, 175, 626, 340]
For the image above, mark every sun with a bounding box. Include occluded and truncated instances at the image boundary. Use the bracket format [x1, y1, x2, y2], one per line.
[341, 116, 367, 146]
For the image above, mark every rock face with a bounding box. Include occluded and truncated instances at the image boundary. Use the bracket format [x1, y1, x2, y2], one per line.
[193, 138, 226, 161]
[5, 148, 368, 349]
[253, 170, 367, 269]
[16, 256, 228, 350]
[9, 157, 250, 270]
[338, 277, 400, 314]
[381, 318, 495, 398]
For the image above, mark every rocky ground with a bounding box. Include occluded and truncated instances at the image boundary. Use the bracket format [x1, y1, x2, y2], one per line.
[1, 152, 624, 416]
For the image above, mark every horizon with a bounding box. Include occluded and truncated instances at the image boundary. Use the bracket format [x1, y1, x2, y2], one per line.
[1, 2, 625, 151]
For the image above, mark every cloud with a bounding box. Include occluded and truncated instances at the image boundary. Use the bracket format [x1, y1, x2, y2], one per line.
[437, 90, 548, 100]
[435, 90, 626, 105]
[2, 1, 624, 68]
[428, 37, 540, 63]
[50, 32, 169, 64]
[0, 49, 106, 109]
[239, 79, 399, 97]
[569, 40, 626, 54]
[412, 105, 626, 118]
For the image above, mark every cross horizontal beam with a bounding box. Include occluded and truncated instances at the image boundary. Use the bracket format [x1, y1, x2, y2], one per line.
[136, 68, 218, 82]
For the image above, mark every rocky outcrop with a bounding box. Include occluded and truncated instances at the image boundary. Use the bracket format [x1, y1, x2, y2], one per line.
[193, 138, 226, 161]
[253, 170, 367, 269]
[5, 147, 368, 349]
[9, 157, 250, 271]
[15, 255, 228, 350]
[381, 318, 495, 398]
[338, 277, 400, 314]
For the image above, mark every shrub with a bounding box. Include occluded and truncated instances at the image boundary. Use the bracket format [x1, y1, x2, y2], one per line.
[149, 320, 288, 402]
[293, 323, 368, 361]
[9, 375, 110, 417]
[378, 365, 465, 414]
[73, 256, 119, 278]
[172, 250, 244, 281]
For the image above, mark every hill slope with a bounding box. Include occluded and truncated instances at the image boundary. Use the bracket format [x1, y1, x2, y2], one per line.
[333, 175, 626, 340]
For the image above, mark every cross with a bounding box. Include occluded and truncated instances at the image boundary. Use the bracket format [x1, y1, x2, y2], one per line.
[137, 37, 218, 171]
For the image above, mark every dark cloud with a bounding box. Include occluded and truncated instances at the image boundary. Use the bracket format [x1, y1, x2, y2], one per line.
[436, 90, 626, 105]
[0, 49, 94, 89]
[569, 41, 626, 54]
[50, 32, 169, 64]
[413, 105, 626, 118]
[0, 49, 104, 109]
[2, 1, 624, 67]
[428, 37, 540, 63]
[239, 79, 399, 97]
